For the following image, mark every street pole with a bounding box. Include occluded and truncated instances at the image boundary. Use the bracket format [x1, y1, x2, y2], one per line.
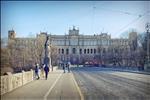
[49, 44, 52, 71]
[146, 23, 150, 63]
[144, 23, 150, 70]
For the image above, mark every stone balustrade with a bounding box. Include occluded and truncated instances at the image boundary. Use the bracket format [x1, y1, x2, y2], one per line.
[0, 69, 34, 95]
[0, 66, 58, 95]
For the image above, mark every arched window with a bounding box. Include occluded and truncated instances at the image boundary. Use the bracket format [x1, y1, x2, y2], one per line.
[66, 48, 69, 55]
[91, 49, 93, 54]
[80, 49, 82, 54]
[84, 49, 86, 54]
[94, 49, 96, 54]
[72, 48, 76, 54]
[103, 48, 106, 53]
[62, 49, 64, 54]
[87, 49, 89, 54]
[58, 48, 61, 54]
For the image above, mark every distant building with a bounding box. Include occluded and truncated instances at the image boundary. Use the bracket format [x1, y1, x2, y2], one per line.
[8, 26, 137, 65]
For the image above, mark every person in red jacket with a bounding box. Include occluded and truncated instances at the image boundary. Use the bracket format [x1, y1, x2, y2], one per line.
[35, 63, 40, 80]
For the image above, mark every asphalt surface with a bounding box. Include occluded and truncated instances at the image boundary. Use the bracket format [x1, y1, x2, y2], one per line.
[72, 67, 150, 100]
[47, 73, 80, 100]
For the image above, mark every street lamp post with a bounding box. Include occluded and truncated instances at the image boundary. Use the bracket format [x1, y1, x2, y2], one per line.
[146, 23, 150, 63]
[48, 44, 52, 71]
[144, 23, 150, 71]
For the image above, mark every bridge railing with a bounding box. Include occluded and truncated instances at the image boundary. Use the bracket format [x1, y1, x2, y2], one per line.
[0, 69, 34, 95]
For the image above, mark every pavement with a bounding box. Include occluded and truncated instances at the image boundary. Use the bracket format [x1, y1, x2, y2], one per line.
[1, 69, 82, 100]
[72, 67, 150, 100]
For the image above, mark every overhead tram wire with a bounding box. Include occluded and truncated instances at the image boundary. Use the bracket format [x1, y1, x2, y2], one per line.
[114, 11, 150, 36]
[99, 7, 150, 34]
[99, 7, 142, 17]
[90, 5, 144, 35]
[95, 6, 149, 36]
[115, 16, 142, 35]
[91, 1, 96, 34]
[91, 2, 106, 34]
[68, 2, 100, 35]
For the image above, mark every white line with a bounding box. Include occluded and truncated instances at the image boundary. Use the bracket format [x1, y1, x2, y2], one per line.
[44, 73, 62, 100]
[71, 72, 84, 100]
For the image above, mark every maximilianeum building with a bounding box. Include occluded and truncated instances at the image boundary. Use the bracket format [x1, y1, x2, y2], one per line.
[8, 26, 138, 66]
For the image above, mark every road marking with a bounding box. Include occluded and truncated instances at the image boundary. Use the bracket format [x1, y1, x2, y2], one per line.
[44, 73, 62, 100]
[71, 72, 84, 100]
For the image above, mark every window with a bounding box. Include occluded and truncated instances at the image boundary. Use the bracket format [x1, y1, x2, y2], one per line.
[79, 41, 82, 46]
[66, 40, 69, 45]
[115, 49, 118, 53]
[98, 48, 101, 53]
[72, 48, 76, 54]
[103, 48, 106, 53]
[91, 49, 93, 54]
[70, 39, 78, 45]
[80, 49, 82, 54]
[66, 48, 69, 55]
[84, 49, 86, 54]
[62, 49, 64, 54]
[58, 49, 61, 54]
[94, 49, 96, 54]
[92, 41, 96, 45]
[87, 49, 89, 54]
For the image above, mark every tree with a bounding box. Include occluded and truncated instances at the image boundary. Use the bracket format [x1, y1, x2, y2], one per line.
[138, 33, 148, 63]
[1, 39, 13, 75]
[50, 46, 58, 66]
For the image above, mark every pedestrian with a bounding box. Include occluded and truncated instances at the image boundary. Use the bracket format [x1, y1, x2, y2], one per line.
[62, 63, 65, 73]
[35, 63, 40, 80]
[41, 64, 45, 79]
[67, 62, 70, 73]
[44, 64, 49, 80]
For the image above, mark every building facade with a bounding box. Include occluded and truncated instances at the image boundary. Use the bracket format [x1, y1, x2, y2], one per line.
[8, 26, 137, 66]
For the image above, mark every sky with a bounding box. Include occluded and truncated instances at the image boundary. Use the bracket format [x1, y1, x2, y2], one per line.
[1, 1, 150, 38]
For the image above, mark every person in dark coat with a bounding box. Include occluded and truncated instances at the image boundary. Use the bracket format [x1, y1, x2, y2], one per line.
[62, 63, 65, 73]
[41, 64, 45, 78]
[35, 63, 40, 80]
[44, 64, 49, 80]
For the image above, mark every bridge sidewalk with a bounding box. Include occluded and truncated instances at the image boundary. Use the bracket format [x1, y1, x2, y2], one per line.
[1, 69, 82, 100]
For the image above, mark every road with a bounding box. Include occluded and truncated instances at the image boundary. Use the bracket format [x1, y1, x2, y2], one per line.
[72, 67, 150, 100]
[46, 73, 81, 100]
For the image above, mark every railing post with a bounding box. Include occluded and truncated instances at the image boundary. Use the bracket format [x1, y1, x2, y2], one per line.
[6, 72, 13, 92]
[22, 70, 25, 85]
[30, 69, 34, 81]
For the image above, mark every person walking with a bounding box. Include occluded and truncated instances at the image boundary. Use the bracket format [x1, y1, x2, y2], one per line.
[35, 63, 40, 80]
[41, 64, 45, 79]
[67, 62, 71, 73]
[62, 63, 65, 73]
[44, 64, 49, 80]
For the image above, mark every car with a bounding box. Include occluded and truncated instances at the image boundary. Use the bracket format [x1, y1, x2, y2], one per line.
[84, 62, 91, 67]
[84, 60, 99, 67]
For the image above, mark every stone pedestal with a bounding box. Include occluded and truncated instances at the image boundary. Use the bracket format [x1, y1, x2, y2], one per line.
[6, 72, 13, 92]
